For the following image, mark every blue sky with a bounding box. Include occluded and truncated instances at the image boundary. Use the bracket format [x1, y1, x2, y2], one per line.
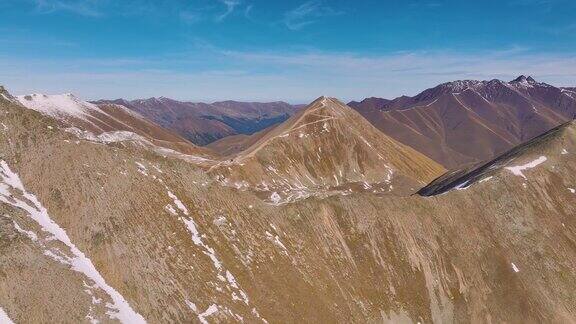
[1, 0, 575, 103]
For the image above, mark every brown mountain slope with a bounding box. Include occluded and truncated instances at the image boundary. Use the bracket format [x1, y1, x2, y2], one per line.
[1, 88, 576, 323]
[15, 93, 214, 159]
[349, 76, 576, 168]
[94, 98, 301, 146]
[209, 96, 445, 203]
[206, 126, 276, 157]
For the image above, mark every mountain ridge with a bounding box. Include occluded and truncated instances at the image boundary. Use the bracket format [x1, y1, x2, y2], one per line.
[349, 76, 576, 168]
[14, 92, 215, 160]
[93, 97, 303, 146]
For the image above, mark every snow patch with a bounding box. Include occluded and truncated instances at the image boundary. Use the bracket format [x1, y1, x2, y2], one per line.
[167, 191, 189, 215]
[505, 156, 547, 179]
[454, 180, 471, 190]
[65, 128, 212, 165]
[270, 192, 281, 204]
[511, 263, 520, 273]
[197, 304, 219, 324]
[1, 93, 15, 103]
[13, 220, 38, 241]
[186, 300, 198, 313]
[479, 176, 493, 183]
[16, 93, 101, 121]
[0, 307, 14, 324]
[164, 204, 177, 216]
[135, 162, 148, 176]
[266, 231, 288, 255]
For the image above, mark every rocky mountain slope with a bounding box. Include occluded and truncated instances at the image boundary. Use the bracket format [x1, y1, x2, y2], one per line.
[1, 87, 576, 323]
[94, 98, 301, 146]
[209, 96, 445, 204]
[16, 93, 213, 159]
[349, 76, 576, 168]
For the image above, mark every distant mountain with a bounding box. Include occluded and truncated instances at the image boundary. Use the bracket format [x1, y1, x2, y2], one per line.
[349, 76, 576, 168]
[562, 87, 576, 96]
[210, 96, 445, 203]
[94, 98, 302, 146]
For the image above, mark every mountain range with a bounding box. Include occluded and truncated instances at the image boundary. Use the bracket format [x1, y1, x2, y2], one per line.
[1, 76, 576, 323]
[94, 98, 303, 146]
[92, 75, 576, 170]
[349, 75, 576, 168]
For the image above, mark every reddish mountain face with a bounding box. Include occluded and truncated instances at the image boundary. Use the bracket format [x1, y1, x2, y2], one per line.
[94, 98, 302, 146]
[349, 76, 576, 168]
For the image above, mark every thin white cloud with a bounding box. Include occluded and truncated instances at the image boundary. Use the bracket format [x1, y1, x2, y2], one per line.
[244, 4, 253, 19]
[221, 47, 576, 79]
[180, 10, 204, 24]
[1, 47, 575, 102]
[33, 0, 103, 17]
[283, 1, 343, 30]
[216, 0, 241, 22]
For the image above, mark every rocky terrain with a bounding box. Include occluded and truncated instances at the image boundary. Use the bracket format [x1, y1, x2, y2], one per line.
[349, 76, 576, 168]
[1, 84, 576, 323]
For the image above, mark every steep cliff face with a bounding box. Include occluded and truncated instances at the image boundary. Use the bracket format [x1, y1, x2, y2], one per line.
[1, 90, 576, 323]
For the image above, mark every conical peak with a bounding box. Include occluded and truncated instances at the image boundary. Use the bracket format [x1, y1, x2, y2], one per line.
[310, 95, 348, 108]
[310, 95, 331, 105]
[512, 75, 536, 84]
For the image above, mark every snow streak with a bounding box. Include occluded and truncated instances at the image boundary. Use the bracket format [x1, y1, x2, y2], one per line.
[0, 160, 146, 324]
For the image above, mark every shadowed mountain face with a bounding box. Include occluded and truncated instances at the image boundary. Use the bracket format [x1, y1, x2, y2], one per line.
[2, 88, 576, 323]
[94, 98, 302, 146]
[349, 76, 576, 168]
[417, 122, 572, 196]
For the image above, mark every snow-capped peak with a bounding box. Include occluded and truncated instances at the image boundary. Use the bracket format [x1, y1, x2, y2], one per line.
[437, 80, 484, 93]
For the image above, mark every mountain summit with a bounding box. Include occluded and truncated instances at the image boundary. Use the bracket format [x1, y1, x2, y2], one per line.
[210, 96, 445, 203]
[511, 75, 537, 84]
